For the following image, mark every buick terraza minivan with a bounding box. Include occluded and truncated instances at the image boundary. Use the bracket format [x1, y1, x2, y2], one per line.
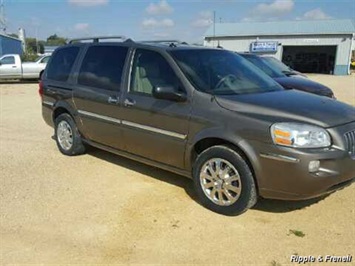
[40, 37, 355, 215]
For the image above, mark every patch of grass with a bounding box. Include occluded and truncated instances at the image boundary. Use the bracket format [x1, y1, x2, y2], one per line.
[270, 260, 282, 266]
[288, 229, 305, 237]
[171, 219, 180, 229]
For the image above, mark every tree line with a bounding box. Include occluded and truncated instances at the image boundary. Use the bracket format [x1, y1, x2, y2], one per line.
[9, 33, 67, 54]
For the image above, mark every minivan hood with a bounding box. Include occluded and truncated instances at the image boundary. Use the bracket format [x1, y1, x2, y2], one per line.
[215, 90, 355, 128]
[274, 76, 333, 97]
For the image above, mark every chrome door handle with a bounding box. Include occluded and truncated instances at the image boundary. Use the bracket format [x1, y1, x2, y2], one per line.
[108, 96, 119, 104]
[124, 98, 136, 107]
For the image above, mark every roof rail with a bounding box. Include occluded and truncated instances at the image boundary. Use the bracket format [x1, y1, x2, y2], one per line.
[140, 39, 183, 44]
[69, 36, 126, 44]
[140, 39, 180, 43]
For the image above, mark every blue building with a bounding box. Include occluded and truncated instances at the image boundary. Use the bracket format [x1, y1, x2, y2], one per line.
[204, 19, 355, 75]
[0, 33, 23, 57]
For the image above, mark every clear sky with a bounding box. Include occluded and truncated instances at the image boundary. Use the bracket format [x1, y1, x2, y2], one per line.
[3, 0, 355, 43]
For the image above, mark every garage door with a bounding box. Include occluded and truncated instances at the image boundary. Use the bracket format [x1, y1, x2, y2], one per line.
[282, 46, 336, 74]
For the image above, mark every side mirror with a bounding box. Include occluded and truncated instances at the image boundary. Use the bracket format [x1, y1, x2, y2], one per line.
[153, 86, 187, 102]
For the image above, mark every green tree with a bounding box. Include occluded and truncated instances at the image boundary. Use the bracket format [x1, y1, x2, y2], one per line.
[38, 40, 45, 54]
[46, 34, 67, 46]
[25, 37, 44, 54]
[8, 33, 19, 38]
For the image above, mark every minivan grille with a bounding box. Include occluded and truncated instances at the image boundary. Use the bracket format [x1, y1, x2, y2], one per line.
[344, 130, 355, 157]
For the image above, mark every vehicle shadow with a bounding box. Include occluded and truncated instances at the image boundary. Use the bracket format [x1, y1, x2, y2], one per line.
[252, 195, 329, 213]
[0, 80, 39, 84]
[88, 147, 330, 214]
[87, 148, 199, 202]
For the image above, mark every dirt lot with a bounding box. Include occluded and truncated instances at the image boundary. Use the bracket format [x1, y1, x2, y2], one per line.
[1, 75, 354, 265]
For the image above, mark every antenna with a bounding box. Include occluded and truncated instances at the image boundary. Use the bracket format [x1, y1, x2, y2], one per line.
[0, 0, 6, 32]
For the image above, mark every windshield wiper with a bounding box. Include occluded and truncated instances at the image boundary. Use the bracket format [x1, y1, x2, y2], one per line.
[282, 70, 297, 76]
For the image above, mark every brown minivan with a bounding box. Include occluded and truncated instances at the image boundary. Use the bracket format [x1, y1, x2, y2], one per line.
[40, 37, 355, 215]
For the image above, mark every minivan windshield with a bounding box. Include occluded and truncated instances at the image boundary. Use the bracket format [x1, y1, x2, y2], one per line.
[240, 54, 285, 78]
[262, 56, 296, 76]
[170, 49, 283, 95]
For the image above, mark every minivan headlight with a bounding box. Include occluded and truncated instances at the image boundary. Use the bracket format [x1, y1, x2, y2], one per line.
[271, 123, 331, 148]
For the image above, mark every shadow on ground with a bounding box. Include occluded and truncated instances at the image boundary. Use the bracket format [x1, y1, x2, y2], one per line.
[88, 148, 198, 202]
[0, 80, 39, 84]
[252, 196, 328, 213]
[88, 148, 329, 214]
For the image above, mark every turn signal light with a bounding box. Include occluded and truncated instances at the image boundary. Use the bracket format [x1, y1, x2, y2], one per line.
[273, 129, 293, 145]
[274, 137, 292, 145]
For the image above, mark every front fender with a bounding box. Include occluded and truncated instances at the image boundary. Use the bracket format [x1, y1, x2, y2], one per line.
[185, 127, 261, 181]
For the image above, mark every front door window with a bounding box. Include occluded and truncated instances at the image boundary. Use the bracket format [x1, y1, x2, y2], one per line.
[130, 49, 182, 96]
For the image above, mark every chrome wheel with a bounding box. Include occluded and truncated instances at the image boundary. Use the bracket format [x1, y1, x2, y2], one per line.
[200, 158, 242, 206]
[57, 120, 73, 151]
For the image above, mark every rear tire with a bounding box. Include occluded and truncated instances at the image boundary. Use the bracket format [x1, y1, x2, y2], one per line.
[54, 113, 86, 156]
[192, 145, 257, 216]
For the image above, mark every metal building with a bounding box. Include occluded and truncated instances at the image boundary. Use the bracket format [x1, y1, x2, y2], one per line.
[0, 33, 22, 57]
[44, 45, 59, 55]
[204, 19, 355, 75]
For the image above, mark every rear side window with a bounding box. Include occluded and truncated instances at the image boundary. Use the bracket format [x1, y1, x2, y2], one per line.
[78, 45, 128, 91]
[47, 47, 79, 82]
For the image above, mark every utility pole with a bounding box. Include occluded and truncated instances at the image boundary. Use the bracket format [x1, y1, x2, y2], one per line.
[213, 11, 216, 47]
[0, 0, 6, 33]
[35, 26, 39, 54]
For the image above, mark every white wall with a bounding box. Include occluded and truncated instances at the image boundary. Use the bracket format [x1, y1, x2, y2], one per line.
[204, 34, 353, 68]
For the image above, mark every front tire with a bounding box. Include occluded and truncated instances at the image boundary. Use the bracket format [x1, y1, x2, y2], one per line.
[193, 145, 257, 216]
[54, 113, 86, 156]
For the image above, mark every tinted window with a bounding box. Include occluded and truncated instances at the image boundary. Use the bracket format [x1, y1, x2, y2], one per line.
[241, 55, 284, 78]
[130, 49, 181, 95]
[47, 47, 79, 82]
[171, 49, 283, 95]
[263, 57, 295, 74]
[78, 45, 128, 91]
[0, 56, 15, 65]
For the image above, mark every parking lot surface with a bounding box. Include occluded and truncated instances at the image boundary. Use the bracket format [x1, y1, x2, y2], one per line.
[1, 75, 354, 264]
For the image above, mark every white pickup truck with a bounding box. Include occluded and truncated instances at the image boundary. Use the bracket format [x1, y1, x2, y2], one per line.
[0, 54, 50, 80]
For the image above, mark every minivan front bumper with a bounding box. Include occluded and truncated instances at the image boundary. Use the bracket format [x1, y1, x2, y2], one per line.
[251, 123, 355, 200]
[257, 146, 354, 200]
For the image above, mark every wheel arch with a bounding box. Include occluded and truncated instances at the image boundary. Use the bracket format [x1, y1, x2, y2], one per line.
[52, 101, 76, 122]
[186, 132, 261, 191]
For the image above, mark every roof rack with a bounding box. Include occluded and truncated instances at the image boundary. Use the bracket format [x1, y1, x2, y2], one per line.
[69, 36, 126, 44]
[140, 39, 189, 47]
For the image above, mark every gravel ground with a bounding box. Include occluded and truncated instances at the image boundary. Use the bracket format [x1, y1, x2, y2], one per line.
[1, 75, 354, 265]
